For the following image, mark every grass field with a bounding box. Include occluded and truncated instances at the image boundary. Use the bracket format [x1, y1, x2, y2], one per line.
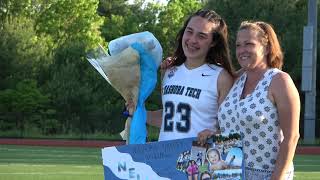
[0, 145, 319, 180]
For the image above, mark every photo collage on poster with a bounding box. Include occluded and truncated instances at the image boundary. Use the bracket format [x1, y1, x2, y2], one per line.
[175, 133, 243, 180]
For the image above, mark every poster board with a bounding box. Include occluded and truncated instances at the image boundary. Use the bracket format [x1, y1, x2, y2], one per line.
[102, 134, 242, 180]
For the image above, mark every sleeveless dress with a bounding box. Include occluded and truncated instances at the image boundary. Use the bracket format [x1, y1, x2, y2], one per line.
[218, 68, 294, 180]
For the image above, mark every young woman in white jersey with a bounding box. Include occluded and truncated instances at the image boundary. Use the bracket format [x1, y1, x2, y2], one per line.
[146, 9, 234, 142]
[218, 21, 300, 180]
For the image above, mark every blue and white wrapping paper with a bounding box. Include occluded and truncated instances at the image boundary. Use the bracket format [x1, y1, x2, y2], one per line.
[108, 31, 162, 144]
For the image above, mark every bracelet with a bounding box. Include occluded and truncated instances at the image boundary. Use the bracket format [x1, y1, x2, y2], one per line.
[122, 106, 133, 117]
[122, 110, 133, 118]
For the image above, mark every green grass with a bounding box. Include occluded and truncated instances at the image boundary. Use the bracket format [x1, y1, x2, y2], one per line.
[0, 145, 103, 180]
[0, 145, 319, 180]
[294, 155, 320, 179]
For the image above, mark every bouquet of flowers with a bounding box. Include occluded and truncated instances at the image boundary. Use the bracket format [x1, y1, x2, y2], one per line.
[87, 31, 162, 144]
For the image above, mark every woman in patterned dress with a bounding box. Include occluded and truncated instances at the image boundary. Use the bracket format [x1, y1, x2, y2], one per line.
[217, 21, 300, 180]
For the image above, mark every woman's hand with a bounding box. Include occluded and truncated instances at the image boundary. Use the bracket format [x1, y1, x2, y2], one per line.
[160, 57, 175, 80]
[123, 98, 135, 117]
[160, 57, 174, 70]
[270, 171, 285, 180]
[197, 129, 215, 146]
[125, 99, 135, 110]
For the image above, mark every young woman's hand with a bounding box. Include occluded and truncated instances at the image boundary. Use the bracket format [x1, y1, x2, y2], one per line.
[160, 57, 174, 70]
[123, 99, 135, 117]
[197, 129, 215, 146]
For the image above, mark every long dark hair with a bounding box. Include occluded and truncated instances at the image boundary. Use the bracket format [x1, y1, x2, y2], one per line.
[172, 9, 234, 76]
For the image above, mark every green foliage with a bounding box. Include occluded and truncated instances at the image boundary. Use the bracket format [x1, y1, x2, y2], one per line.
[99, 0, 162, 43]
[0, 16, 52, 89]
[0, 0, 44, 23]
[205, 0, 307, 81]
[0, 80, 51, 135]
[36, 0, 104, 49]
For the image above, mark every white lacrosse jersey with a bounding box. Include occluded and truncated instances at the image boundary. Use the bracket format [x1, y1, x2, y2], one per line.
[158, 63, 223, 141]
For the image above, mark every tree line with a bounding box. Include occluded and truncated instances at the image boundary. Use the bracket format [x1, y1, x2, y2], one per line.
[0, 0, 319, 139]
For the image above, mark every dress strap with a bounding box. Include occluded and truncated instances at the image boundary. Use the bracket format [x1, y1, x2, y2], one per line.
[259, 68, 280, 89]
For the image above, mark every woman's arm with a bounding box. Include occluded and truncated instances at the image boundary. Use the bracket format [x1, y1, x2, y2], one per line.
[269, 72, 300, 180]
[125, 101, 163, 128]
[147, 110, 163, 128]
[197, 69, 233, 145]
[217, 69, 234, 106]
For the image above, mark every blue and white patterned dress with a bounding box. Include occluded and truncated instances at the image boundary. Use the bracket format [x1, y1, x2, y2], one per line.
[218, 68, 294, 180]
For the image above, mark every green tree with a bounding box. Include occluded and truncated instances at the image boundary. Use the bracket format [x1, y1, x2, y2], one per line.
[0, 1, 55, 136]
[0, 80, 51, 136]
[0, 0, 45, 24]
[0, 16, 52, 89]
[99, 0, 162, 44]
[205, 0, 307, 80]
[36, 0, 104, 50]
[35, 0, 127, 135]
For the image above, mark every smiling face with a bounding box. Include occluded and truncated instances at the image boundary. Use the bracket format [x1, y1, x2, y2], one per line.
[207, 149, 220, 164]
[236, 28, 269, 70]
[182, 16, 215, 65]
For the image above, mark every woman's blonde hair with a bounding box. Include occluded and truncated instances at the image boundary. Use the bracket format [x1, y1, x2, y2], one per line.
[239, 21, 283, 69]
